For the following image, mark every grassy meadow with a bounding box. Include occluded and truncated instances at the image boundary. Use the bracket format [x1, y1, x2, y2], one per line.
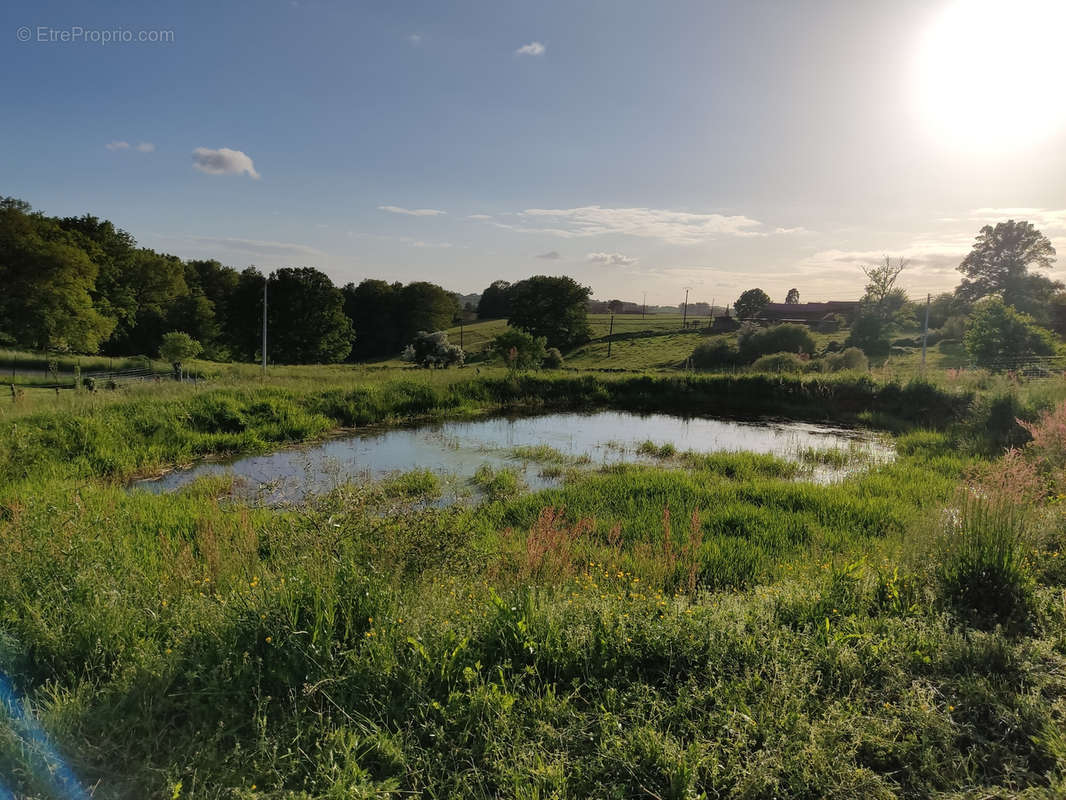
[2, 364, 1066, 798]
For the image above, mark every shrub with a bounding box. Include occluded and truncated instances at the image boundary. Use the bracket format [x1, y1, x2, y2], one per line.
[402, 331, 465, 368]
[751, 352, 807, 373]
[845, 312, 891, 357]
[826, 347, 868, 372]
[964, 298, 1057, 371]
[737, 323, 815, 363]
[490, 329, 547, 370]
[942, 314, 968, 340]
[542, 347, 564, 369]
[690, 338, 739, 370]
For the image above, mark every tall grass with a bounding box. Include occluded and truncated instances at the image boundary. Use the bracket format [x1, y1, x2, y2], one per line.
[4, 375, 1066, 798]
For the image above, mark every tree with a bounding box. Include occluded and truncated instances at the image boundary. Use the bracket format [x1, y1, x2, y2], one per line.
[846, 257, 910, 356]
[402, 331, 464, 368]
[224, 267, 267, 361]
[476, 280, 513, 319]
[607, 299, 625, 314]
[956, 220, 1060, 317]
[862, 257, 908, 317]
[0, 201, 114, 351]
[508, 276, 592, 350]
[267, 267, 354, 364]
[964, 298, 1056, 370]
[734, 288, 771, 319]
[343, 279, 403, 359]
[490, 329, 547, 370]
[159, 331, 203, 380]
[785, 288, 800, 304]
[399, 282, 461, 342]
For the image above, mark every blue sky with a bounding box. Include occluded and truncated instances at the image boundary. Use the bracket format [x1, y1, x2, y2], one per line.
[4, 0, 1066, 305]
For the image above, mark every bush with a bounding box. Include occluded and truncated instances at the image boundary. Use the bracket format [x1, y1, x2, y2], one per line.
[964, 298, 1057, 371]
[941, 314, 968, 340]
[690, 338, 739, 370]
[845, 313, 891, 357]
[823, 340, 843, 353]
[751, 352, 807, 373]
[402, 331, 465, 368]
[490, 329, 547, 370]
[737, 324, 815, 363]
[826, 347, 868, 372]
[542, 347, 564, 369]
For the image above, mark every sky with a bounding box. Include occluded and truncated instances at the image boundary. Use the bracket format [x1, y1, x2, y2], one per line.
[3, 0, 1066, 306]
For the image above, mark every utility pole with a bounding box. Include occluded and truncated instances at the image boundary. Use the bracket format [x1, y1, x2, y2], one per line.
[261, 273, 268, 376]
[606, 313, 615, 358]
[921, 292, 930, 372]
[642, 291, 647, 319]
[681, 287, 691, 328]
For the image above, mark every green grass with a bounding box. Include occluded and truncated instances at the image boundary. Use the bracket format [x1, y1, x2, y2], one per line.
[3, 368, 1066, 798]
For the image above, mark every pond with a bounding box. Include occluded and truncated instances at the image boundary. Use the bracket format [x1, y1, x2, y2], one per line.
[134, 410, 893, 504]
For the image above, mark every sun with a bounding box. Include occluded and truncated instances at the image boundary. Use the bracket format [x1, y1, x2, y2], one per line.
[913, 0, 1066, 152]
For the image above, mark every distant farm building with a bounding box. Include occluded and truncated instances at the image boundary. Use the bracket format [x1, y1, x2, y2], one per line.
[755, 301, 860, 324]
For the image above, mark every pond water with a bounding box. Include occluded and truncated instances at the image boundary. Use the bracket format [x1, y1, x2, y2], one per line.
[134, 411, 893, 504]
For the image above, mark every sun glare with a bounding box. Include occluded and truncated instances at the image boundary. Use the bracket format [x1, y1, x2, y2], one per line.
[914, 0, 1066, 152]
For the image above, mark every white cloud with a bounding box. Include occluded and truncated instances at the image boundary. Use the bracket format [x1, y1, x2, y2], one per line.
[411, 240, 453, 248]
[181, 236, 326, 258]
[515, 41, 546, 56]
[536, 250, 561, 259]
[467, 214, 492, 220]
[970, 207, 1066, 232]
[378, 205, 447, 216]
[586, 251, 638, 266]
[408, 33, 422, 45]
[192, 147, 260, 178]
[496, 205, 769, 244]
[106, 140, 130, 151]
[136, 142, 155, 152]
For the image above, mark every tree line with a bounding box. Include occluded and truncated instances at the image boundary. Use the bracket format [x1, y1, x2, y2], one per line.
[726, 220, 1062, 368]
[0, 197, 594, 364]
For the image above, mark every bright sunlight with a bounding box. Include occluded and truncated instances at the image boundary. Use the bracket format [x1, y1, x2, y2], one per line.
[914, 0, 1066, 152]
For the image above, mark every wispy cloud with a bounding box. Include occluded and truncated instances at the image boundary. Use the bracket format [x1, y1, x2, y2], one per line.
[970, 207, 1066, 232]
[378, 205, 447, 217]
[515, 41, 546, 56]
[407, 33, 422, 45]
[495, 205, 772, 244]
[105, 140, 130, 151]
[170, 235, 326, 260]
[136, 142, 155, 152]
[535, 250, 561, 260]
[192, 147, 260, 178]
[467, 214, 492, 220]
[586, 251, 637, 266]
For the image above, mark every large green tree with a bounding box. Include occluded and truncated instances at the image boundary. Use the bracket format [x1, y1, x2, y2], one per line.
[964, 298, 1056, 370]
[734, 288, 770, 318]
[399, 282, 461, 342]
[476, 280, 514, 319]
[507, 275, 591, 350]
[223, 267, 267, 361]
[956, 220, 1060, 318]
[342, 279, 404, 359]
[267, 267, 354, 364]
[0, 199, 114, 351]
